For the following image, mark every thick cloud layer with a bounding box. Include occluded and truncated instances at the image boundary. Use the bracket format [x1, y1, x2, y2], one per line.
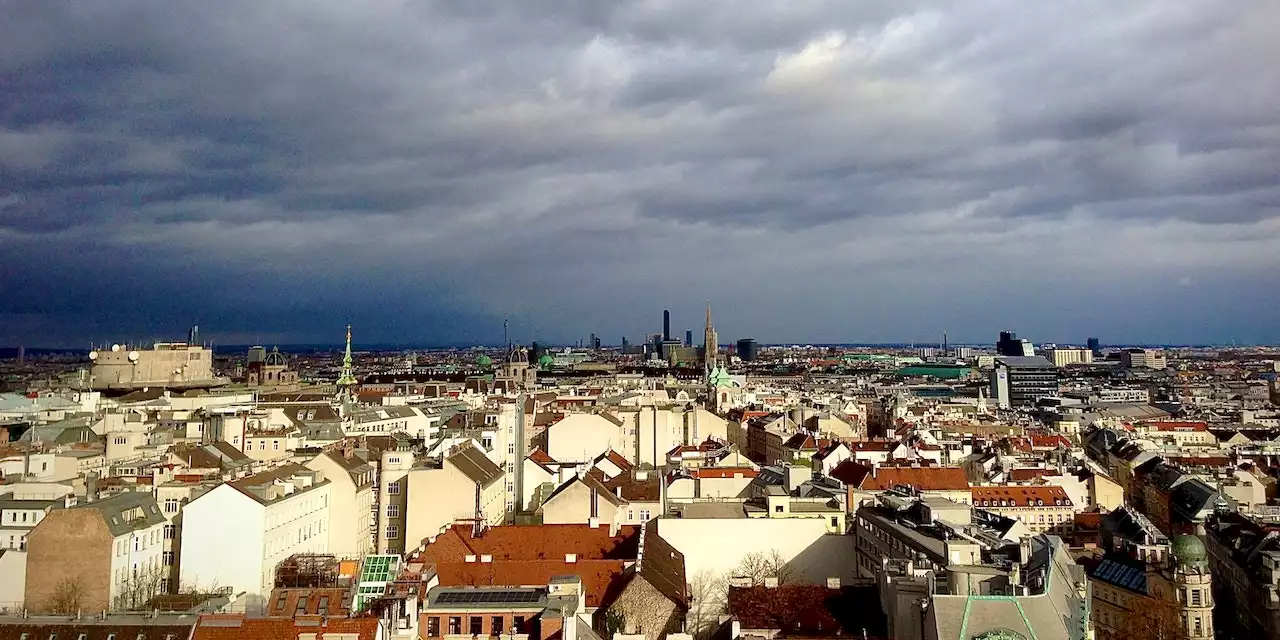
[2, 1, 1278, 346]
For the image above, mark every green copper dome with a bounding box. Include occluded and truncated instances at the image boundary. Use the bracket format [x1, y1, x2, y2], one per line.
[537, 354, 555, 369]
[477, 354, 493, 367]
[1171, 535, 1209, 570]
[709, 365, 734, 387]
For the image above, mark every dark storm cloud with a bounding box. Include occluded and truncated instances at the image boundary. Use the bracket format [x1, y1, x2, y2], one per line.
[2, 0, 1279, 346]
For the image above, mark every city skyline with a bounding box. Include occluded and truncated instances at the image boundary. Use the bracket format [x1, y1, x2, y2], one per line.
[3, 2, 1280, 346]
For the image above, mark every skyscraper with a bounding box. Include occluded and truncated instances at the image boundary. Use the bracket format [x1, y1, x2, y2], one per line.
[1087, 337, 1101, 356]
[685, 330, 693, 347]
[663, 309, 671, 342]
[997, 330, 1035, 357]
[736, 338, 759, 362]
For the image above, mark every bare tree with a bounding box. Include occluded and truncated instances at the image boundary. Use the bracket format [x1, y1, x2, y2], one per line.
[1130, 598, 1190, 640]
[47, 576, 86, 614]
[113, 564, 168, 611]
[685, 569, 729, 640]
[732, 550, 792, 586]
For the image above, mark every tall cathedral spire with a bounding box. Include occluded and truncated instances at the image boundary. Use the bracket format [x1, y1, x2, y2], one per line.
[703, 300, 718, 379]
[337, 324, 357, 390]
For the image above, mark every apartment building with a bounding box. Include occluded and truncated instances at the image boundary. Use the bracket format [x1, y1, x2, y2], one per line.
[305, 448, 376, 558]
[970, 485, 1075, 534]
[1043, 348, 1094, 367]
[179, 465, 332, 612]
[403, 444, 505, 553]
[24, 491, 167, 612]
[1120, 349, 1167, 370]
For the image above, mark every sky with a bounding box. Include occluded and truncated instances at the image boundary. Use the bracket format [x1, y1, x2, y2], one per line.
[2, 1, 1279, 348]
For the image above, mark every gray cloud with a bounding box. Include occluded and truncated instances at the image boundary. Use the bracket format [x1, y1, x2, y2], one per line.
[1, 0, 1279, 346]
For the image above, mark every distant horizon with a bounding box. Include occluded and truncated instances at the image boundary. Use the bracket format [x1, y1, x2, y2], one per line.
[3, 339, 1276, 356]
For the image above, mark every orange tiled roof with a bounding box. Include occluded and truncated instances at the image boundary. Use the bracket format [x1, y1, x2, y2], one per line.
[694, 467, 759, 479]
[528, 447, 557, 466]
[434, 559, 626, 608]
[861, 466, 970, 492]
[418, 524, 641, 564]
[971, 485, 1073, 507]
[1008, 468, 1057, 482]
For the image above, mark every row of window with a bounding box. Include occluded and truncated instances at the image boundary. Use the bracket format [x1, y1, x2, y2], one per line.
[17, 633, 178, 640]
[425, 615, 526, 637]
[115, 528, 163, 557]
[4, 510, 42, 524]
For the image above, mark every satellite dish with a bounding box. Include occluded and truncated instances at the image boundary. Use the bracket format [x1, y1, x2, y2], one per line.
[111, 344, 121, 352]
[128, 351, 140, 362]
[88, 351, 99, 360]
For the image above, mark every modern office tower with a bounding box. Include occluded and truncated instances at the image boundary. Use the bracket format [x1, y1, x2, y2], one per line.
[663, 309, 671, 341]
[1120, 348, 1167, 369]
[737, 338, 760, 362]
[990, 356, 1059, 408]
[1087, 337, 1101, 356]
[685, 330, 693, 347]
[997, 330, 1035, 357]
[1042, 348, 1094, 367]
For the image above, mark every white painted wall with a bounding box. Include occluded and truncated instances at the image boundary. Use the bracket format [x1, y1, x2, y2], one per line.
[180, 482, 331, 612]
[546, 415, 624, 464]
[0, 550, 27, 610]
[655, 517, 857, 584]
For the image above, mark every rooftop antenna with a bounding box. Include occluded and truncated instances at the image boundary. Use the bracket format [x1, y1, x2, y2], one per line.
[503, 316, 509, 352]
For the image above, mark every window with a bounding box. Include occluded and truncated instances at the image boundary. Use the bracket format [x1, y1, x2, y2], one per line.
[388, 483, 401, 495]
[492, 617, 504, 635]
[296, 595, 309, 615]
[513, 616, 525, 633]
[164, 499, 179, 513]
[387, 504, 399, 518]
[1193, 617, 1202, 636]
[470, 617, 483, 635]
[830, 517, 839, 528]
[273, 440, 280, 450]
[639, 509, 651, 521]
[627, 510, 635, 521]
[114, 436, 126, 445]
[163, 551, 175, 566]
[386, 525, 398, 539]
[508, 443, 515, 454]
[165, 524, 176, 540]
[448, 617, 462, 635]
[318, 596, 330, 612]
[427, 617, 440, 637]
[389, 457, 401, 464]
[275, 593, 288, 611]
[1191, 589, 1201, 606]
[774, 505, 784, 513]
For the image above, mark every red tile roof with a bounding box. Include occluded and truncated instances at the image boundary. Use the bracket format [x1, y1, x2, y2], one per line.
[1146, 421, 1209, 432]
[434, 559, 626, 608]
[265, 587, 352, 617]
[829, 460, 873, 486]
[528, 447, 557, 466]
[1008, 468, 1057, 482]
[860, 466, 970, 492]
[971, 485, 1073, 507]
[695, 467, 759, 479]
[784, 433, 819, 450]
[192, 616, 378, 640]
[418, 524, 641, 564]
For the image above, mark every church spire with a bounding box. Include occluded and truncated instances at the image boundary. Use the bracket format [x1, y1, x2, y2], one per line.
[337, 324, 357, 389]
[705, 300, 712, 330]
